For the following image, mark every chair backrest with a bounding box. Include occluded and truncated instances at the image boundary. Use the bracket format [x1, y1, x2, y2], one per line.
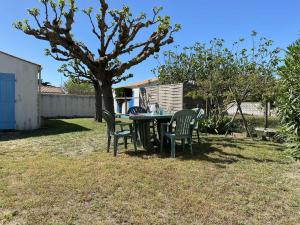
[127, 106, 147, 114]
[170, 109, 197, 137]
[103, 109, 114, 117]
[192, 108, 204, 129]
[192, 108, 200, 114]
[102, 110, 115, 135]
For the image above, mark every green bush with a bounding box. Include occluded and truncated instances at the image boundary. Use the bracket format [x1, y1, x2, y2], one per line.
[198, 117, 242, 135]
[277, 39, 300, 159]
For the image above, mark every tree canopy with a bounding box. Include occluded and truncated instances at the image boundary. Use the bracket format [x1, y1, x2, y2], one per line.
[154, 32, 281, 136]
[63, 78, 94, 95]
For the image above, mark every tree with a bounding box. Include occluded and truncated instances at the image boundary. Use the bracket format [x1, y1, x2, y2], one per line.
[14, 0, 180, 120]
[63, 77, 94, 95]
[277, 40, 300, 159]
[154, 33, 280, 137]
[225, 32, 280, 137]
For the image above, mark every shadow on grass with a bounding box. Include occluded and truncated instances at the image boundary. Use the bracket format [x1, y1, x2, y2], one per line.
[199, 136, 285, 152]
[125, 137, 286, 165]
[0, 120, 91, 141]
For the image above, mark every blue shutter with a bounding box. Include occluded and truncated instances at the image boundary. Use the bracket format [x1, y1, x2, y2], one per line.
[0, 73, 15, 130]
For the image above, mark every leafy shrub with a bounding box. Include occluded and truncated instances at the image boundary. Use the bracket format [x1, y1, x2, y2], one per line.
[198, 117, 242, 135]
[277, 39, 300, 159]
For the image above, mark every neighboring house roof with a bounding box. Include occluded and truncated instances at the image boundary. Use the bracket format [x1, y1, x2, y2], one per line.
[40, 85, 65, 94]
[121, 77, 159, 88]
[0, 50, 41, 67]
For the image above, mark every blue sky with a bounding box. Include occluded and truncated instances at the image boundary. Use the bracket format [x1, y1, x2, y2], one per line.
[0, 0, 299, 87]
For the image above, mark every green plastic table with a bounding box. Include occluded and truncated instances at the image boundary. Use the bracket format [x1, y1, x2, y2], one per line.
[119, 113, 173, 150]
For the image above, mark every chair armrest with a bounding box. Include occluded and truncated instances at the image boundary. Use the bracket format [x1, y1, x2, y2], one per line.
[114, 122, 132, 132]
[189, 123, 196, 135]
[160, 122, 170, 128]
[115, 122, 132, 126]
[115, 114, 122, 118]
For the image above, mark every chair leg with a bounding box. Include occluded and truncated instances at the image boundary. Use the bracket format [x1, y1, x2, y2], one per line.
[181, 139, 185, 151]
[188, 138, 193, 155]
[197, 130, 200, 144]
[171, 138, 176, 158]
[107, 136, 111, 152]
[113, 136, 118, 157]
[124, 137, 128, 149]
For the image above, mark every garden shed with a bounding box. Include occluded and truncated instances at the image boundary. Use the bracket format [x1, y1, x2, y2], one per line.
[0, 51, 41, 130]
[118, 77, 202, 112]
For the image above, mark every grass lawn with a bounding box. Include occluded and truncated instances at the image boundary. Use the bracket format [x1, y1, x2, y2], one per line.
[0, 119, 299, 225]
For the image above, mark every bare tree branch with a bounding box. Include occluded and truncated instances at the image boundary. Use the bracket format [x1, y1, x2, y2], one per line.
[15, 0, 179, 113]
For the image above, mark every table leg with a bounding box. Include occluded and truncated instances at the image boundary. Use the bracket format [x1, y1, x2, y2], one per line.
[139, 120, 152, 151]
[133, 121, 142, 147]
[133, 120, 151, 150]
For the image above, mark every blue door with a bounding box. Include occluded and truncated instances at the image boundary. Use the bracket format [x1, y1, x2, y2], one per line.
[0, 73, 15, 130]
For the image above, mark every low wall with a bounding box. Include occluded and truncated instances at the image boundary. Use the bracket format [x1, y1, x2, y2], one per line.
[227, 102, 277, 117]
[41, 94, 95, 118]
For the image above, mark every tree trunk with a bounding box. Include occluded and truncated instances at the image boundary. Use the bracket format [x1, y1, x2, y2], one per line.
[225, 108, 239, 137]
[264, 101, 269, 129]
[93, 81, 103, 122]
[236, 101, 253, 139]
[102, 83, 115, 114]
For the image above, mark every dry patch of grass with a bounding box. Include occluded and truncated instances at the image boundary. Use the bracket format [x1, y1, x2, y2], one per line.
[0, 119, 299, 225]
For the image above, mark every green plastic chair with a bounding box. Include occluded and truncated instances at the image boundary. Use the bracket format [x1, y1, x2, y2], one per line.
[102, 110, 137, 156]
[160, 109, 197, 158]
[128, 106, 156, 136]
[192, 108, 204, 143]
[127, 106, 147, 114]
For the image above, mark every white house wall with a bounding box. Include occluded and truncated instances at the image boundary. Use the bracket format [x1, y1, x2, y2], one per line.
[0, 52, 40, 130]
[133, 88, 140, 107]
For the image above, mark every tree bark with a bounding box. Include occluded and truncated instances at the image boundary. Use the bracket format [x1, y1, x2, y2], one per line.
[93, 81, 103, 122]
[102, 83, 115, 114]
[236, 101, 253, 139]
[225, 108, 239, 137]
[264, 101, 269, 129]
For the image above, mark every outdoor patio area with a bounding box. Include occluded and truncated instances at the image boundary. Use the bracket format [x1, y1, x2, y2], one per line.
[0, 118, 299, 224]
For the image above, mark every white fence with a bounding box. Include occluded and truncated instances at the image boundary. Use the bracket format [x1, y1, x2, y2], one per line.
[41, 94, 95, 118]
[140, 84, 184, 112]
[40, 94, 276, 119]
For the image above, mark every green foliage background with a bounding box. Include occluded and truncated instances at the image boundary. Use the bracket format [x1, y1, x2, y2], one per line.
[63, 78, 94, 95]
[114, 87, 133, 98]
[277, 40, 300, 159]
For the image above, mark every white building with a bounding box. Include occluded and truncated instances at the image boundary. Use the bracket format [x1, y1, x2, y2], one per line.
[114, 77, 159, 113]
[0, 51, 41, 130]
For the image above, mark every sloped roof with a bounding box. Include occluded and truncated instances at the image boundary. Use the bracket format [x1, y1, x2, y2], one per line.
[40, 85, 65, 94]
[121, 77, 159, 88]
[0, 51, 41, 67]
